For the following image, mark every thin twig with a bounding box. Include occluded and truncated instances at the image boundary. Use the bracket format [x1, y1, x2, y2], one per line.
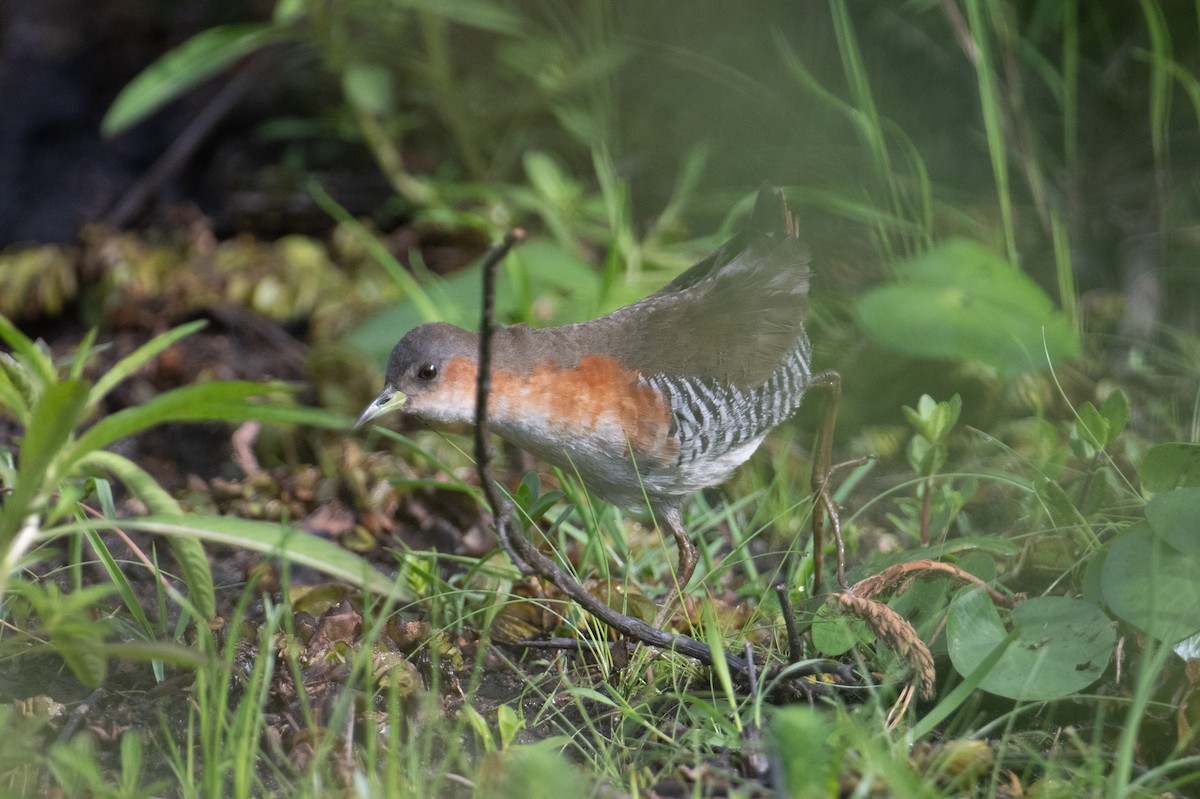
[821, 490, 848, 589]
[744, 642, 760, 698]
[809, 370, 843, 593]
[739, 642, 770, 780]
[472, 229, 533, 575]
[55, 687, 107, 745]
[513, 636, 621, 654]
[774, 583, 803, 665]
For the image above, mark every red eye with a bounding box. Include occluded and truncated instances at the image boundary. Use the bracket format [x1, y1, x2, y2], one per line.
[416, 363, 438, 380]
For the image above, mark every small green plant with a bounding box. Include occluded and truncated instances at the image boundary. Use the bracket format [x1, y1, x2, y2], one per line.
[1069, 389, 1131, 514]
[901, 393, 964, 546]
[0, 318, 218, 613]
[0, 316, 400, 686]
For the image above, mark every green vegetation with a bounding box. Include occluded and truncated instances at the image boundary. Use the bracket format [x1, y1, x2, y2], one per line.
[4, 0, 1200, 796]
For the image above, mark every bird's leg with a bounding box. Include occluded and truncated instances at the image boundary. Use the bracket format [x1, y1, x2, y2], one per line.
[654, 505, 697, 628]
[809, 370, 843, 594]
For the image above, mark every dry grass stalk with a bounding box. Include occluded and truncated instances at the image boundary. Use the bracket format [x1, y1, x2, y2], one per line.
[831, 591, 937, 700]
[851, 559, 1021, 608]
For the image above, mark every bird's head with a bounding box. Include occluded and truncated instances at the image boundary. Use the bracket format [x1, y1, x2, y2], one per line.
[355, 322, 481, 429]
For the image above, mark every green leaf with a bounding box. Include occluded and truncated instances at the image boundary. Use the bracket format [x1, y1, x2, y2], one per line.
[888, 575, 956, 653]
[102, 639, 208, 667]
[902, 394, 962, 445]
[67, 515, 406, 600]
[67, 328, 99, 381]
[273, 0, 306, 24]
[947, 589, 1114, 700]
[167, 535, 216, 620]
[1140, 442, 1200, 493]
[12, 582, 117, 687]
[119, 731, 144, 790]
[0, 380, 90, 545]
[84, 526, 158, 638]
[906, 435, 947, 477]
[1101, 523, 1200, 643]
[53, 630, 110, 687]
[23, 381, 90, 480]
[1034, 477, 1084, 529]
[768, 706, 833, 799]
[1146, 488, 1200, 557]
[497, 704, 523, 749]
[461, 705, 495, 753]
[1074, 402, 1108, 450]
[855, 239, 1081, 377]
[1099, 389, 1130, 441]
[342, 63, 394, 116]
[811, 601, 873, 656]
[0, 354, 33, 424]
[102, 23, 286, 136]
[76, 451, 218, 611]
[480, 742, 583, 798]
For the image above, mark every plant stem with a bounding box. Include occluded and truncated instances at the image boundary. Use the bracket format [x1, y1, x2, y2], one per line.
[0, 513, 40, 607]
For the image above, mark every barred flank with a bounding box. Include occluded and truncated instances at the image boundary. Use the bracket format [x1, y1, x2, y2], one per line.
[644, 330, 813, 469]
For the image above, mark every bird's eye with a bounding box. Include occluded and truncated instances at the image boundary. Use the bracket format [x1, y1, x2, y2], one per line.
[416, 363, 438, 381]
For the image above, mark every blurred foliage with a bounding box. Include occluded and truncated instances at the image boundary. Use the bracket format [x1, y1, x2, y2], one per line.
[94, 0, 1200, 431]
[6, 1, 1200, 794]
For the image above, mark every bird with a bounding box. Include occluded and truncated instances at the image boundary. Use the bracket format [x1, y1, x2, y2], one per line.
[356, 185, 814, 608]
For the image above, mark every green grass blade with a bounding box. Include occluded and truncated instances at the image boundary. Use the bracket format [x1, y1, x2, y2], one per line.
[399, 0, 526, 36]
[703, 600, 738, 729]
[89, 320, 207, 409]
[1061, 0, 1079, 172]
[308, 180, 443, 322]
[882, 118, 934, 248]
[963, 0, 1018, 266]
[1166, 59, 1200, 130]
[70, 381, 348, 460]
[67, 328, 99, 382]
[167, 534, 217, 621]
[92, 640, 207, 668]
[81, 458, 217, 621]
[84, 525, 159, 640]
[1139, 0, 1172, 171]
[0, 354, 32, 425]
[790, 188, 927, 239]
[59, 515, 407, 600]
[829, 0, 899, 214]
[81, 451, 183, 515]
[1051, 212, 1080, 337]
